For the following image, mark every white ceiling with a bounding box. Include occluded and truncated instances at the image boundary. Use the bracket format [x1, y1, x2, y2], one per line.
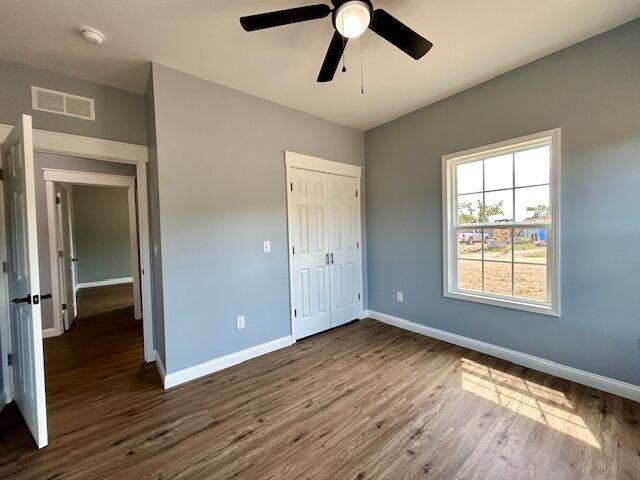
[1, 1, 639, 130]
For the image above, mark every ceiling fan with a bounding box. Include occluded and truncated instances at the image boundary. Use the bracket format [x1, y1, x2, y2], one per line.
[240, 1, 433, 83]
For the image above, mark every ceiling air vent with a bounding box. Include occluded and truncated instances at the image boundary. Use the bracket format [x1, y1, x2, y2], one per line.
[31, 86, 95, 121]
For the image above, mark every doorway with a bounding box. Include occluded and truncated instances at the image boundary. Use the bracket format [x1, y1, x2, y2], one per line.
[0, 115, 153, 448]
[44, 170, 142, 336]
[285, 151, 364, 340]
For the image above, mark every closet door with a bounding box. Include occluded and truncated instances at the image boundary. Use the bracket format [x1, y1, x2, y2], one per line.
[290, 168, 331, 339]
[327, 174, 361, 327]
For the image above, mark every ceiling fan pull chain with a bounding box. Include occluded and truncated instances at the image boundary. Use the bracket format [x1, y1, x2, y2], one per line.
[341, 14, 347, 73]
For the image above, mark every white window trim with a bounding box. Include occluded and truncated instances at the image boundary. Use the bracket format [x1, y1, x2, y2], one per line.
[442, 128, 561, 317]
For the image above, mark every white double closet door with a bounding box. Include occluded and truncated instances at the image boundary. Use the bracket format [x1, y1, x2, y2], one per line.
[290, 168, 362, 340]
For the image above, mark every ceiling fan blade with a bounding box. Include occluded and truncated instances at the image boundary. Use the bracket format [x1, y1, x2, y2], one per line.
[240, 4, 332, 32]
[369, 9, 433, 60]
[317, 31, 348, 82]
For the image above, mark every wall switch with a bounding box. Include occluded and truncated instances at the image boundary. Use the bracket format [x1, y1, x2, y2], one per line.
[397, 291, 404, 302]
[263, 240, 271, 253]
[236, 315, 246, 330]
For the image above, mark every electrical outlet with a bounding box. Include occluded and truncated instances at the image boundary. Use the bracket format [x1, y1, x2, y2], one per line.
[236, 315, 246, 330]
[263, 240, 271, 253]
[396, 291, 404, 302]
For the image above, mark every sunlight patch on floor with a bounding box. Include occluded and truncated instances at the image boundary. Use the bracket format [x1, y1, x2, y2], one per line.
[461, 358, 600, 448]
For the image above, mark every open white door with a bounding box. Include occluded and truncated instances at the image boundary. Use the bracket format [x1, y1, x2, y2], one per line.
[1, 114, 48, 448]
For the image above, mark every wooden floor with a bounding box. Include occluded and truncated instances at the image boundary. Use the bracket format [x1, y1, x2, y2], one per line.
[0, 290, 639, 479]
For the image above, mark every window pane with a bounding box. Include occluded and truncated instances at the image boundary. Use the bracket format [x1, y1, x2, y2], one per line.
[483, 261, 512, 296]
[456, 160, 483, 194]
[458, 229, 484, 259]
[484, 154, 513, 191]
[458, 260, 482, 292]
[514, 146, 550, 187]
[457, 193, 483, 225]
[484, 189, 513, 223]
[514, 227, 547, 264]
[484, 228, 512, 261]
[515, 185, 549, 222]
[514, 264, 547, 301]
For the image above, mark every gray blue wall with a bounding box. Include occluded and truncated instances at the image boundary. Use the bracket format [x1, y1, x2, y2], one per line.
[72, 186, 132, 284]
[35, 153, 136, 330]
[365, 19, 640, 386]
[0, 59, 147, 145]
[149, 63, 365, 373]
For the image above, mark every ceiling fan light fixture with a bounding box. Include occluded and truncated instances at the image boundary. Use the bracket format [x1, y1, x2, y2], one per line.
[335, 1, 371, 39]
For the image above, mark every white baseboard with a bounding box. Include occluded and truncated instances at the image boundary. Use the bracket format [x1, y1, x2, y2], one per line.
[76, 277, 133, 289]
[42, 327, 60, 338]
[367, 310, 640, 403]
[155, 350, 166, 384]
[163, 336, 294, 389]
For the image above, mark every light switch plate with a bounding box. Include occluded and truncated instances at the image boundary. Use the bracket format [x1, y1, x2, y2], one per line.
[263, 240, 271, 253]
[236, 315, 245, 330]
[396, 291, 404, 302]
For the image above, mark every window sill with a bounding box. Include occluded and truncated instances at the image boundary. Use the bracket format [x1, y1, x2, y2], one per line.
[444, 290, 560, 317]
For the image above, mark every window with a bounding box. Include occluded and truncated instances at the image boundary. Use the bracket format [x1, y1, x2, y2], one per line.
[442, 129, 560, 316]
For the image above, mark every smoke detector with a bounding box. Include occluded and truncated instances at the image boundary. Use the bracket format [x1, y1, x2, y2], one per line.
[81, 26, 105, 45]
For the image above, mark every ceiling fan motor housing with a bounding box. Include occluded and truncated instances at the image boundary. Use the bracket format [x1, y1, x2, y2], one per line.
[333, 0, 373, 38]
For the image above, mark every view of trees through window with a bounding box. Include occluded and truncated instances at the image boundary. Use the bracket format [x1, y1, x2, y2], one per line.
[453, 145, 551, 303]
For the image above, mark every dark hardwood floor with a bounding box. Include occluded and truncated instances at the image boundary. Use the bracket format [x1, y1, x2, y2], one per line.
[0, 287, 639, 479]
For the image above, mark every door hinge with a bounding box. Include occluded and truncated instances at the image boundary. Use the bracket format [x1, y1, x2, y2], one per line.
[55, 196, 61, 205]
[358, 293, 361, 300]
[357, 242, 360, 249]
[58, 250, 64, 258]
[7, 353, 13, 366]
[292, 246, 295, 255]
[2, 261, 6, 274]
[62, 303, 67, 311]
[356, 190, 358, 198]
[294, 309, 297, 317]
[290, 182, 293, 192]
[0, 169, 3, 181]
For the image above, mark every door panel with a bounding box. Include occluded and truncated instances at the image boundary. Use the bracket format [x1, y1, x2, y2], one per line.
[290, 169, 331, 339]
[2, 114, 48, 448]
[327, 174, 361, 327]
[55, 186, 76, 329]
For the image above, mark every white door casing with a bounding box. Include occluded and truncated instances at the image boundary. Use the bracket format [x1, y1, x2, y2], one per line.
[289, 168, 331, 339]
[1, 115, 48, 448]
[0, 123, 154, 363]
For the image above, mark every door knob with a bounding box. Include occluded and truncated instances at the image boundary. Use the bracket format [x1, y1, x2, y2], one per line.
[11, 294, 31, 304]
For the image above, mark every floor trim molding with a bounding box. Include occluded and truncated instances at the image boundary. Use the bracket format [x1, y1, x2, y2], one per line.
[155, 351, 166, 384]
[368, 310, 640, 403]
[42, 327, 59, 338]
[76, 277, 133, 289]
[163, 336, 294, 389]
